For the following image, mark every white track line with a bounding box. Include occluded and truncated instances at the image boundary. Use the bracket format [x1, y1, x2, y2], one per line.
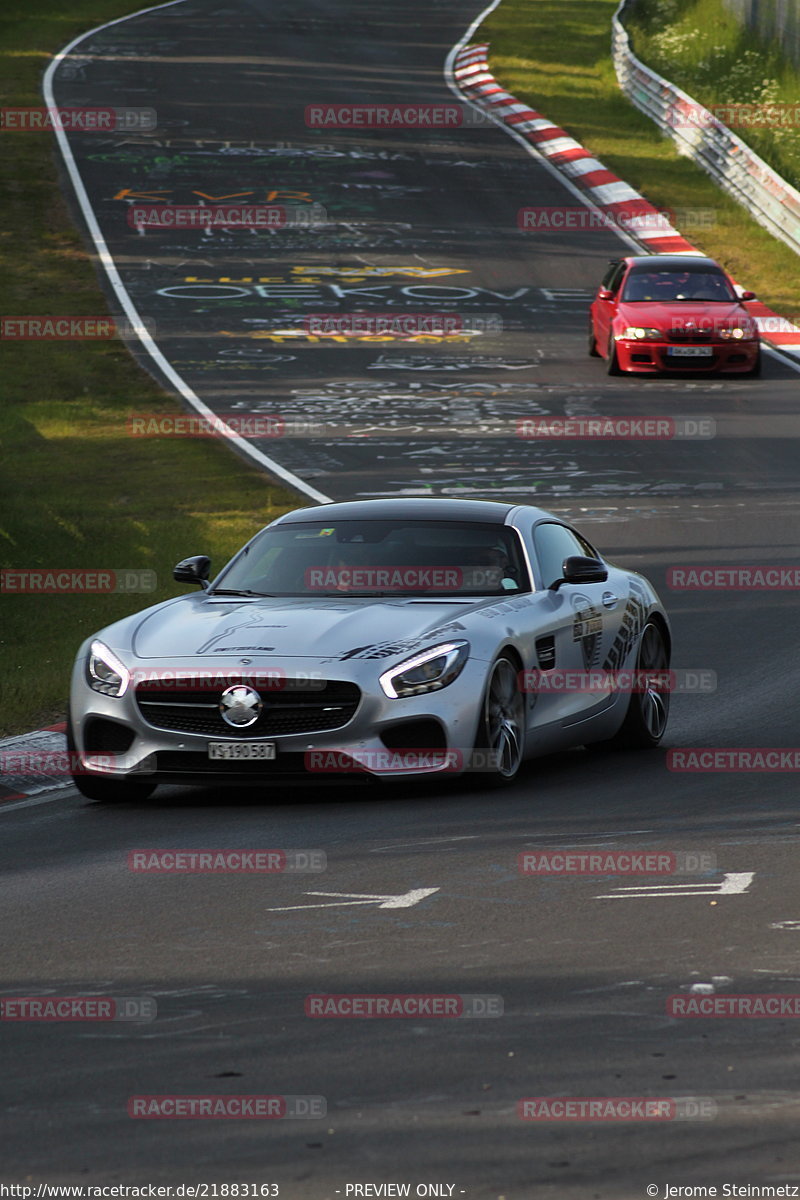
[443, 2, 641, 254]
[0, 792, 73, 814]
[43, 0, 333, 505]
[763, 344, 800, 374]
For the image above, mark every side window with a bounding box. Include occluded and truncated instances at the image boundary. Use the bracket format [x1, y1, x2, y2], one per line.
[533, 523, 591, 589]
[608, 262, 626, 295]
[600, 261, 625, 293]
[601, 260, 620, 289]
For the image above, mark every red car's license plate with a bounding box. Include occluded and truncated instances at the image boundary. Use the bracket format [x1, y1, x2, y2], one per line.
[667, 346, 713, 357]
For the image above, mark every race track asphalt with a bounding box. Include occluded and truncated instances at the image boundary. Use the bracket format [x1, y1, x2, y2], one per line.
[4, 1, 800, 1195]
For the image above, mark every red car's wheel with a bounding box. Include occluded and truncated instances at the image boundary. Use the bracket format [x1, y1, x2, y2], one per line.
[588, 321, 600, 357]
[606, 337, 622, 376]
[742, 348, 761, 378]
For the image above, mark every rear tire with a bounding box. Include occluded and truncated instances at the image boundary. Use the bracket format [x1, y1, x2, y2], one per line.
[66, 716, 155, 802]
[597, 621, 670, 750]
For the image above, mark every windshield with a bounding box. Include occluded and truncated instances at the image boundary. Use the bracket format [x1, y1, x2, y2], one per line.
[214, 520, 531, 598]
[622, 268, 737, 303]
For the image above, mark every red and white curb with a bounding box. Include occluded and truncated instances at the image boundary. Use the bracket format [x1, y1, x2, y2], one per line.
[0, 723, 70, 803]
[453, 43, 800, 359]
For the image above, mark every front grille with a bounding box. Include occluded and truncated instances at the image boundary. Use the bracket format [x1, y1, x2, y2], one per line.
[135, 679, 361, 738]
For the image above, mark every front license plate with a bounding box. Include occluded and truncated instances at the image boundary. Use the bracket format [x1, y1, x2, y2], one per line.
[208, 742, 276, 760]
[667, 346, 713, 357]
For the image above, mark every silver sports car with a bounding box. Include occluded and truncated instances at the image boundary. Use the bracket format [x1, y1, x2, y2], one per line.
[67, 498, 671, 799]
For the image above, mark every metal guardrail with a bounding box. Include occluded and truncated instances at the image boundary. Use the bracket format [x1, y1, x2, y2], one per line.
[612, 0, 800, 258]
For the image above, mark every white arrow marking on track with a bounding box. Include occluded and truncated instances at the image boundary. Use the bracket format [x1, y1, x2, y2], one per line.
[595, 872, 754, 899]
[266, 887, 440, 912]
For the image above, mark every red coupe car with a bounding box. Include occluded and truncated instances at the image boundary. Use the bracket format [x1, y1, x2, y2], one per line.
[589, 254, 761, 376]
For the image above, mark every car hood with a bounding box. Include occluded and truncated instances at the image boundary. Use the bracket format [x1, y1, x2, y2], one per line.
[617, 300, 749, 328]
[128, 593, 500, 661]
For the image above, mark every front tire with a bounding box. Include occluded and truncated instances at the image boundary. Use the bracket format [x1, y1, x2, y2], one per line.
[742, 349, 761, 378]
[600, 621, 671, 749]
[475, 654, 526, 786]
[66, 717, 156, 802]
[588, 321, 600, 357]
[606, 337, 622, 376]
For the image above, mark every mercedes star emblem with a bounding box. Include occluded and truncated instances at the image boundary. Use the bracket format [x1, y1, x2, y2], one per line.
[219, 684, 263, 728]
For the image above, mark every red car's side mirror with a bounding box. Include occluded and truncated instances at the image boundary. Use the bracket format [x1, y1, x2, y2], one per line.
[740, 290, 756, 301]
[597, 288, 614, 301]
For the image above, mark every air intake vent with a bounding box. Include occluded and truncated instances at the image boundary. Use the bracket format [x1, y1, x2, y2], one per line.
[535, 636, 556, 670]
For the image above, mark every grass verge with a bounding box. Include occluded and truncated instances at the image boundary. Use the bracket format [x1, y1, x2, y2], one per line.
[627, 0, 800, 192]
[0, 1, 299, 738]
[480, 0, 799, 319]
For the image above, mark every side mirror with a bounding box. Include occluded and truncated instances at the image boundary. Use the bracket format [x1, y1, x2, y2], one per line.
[551, 555, 608, 590]
[740, 290, 756, 301]
[173, 555, 211, 589]
[597, 288, 614, 301]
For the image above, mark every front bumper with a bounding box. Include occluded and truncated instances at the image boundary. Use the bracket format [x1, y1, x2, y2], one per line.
[615, 337, 759, 374]
[69, 652, 490, 784]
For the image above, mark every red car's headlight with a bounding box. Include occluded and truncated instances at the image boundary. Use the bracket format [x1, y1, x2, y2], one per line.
[718, 326, 757, 341]
[620, 326, 662, 340]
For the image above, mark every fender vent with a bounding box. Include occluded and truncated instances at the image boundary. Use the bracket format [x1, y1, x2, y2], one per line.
[535, 636, 556, 670]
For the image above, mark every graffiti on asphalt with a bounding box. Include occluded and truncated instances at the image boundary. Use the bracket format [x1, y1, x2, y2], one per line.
[366, 354, 541, 371]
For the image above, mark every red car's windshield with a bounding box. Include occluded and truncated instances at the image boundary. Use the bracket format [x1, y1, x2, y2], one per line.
[621, 269, 737, 303]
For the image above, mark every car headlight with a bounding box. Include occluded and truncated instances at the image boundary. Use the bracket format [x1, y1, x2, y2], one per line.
[621, 326, 662, 340]
[87, 640, 131, 697]
[718, 326, 752, 340]
[379, 641, 470, 699]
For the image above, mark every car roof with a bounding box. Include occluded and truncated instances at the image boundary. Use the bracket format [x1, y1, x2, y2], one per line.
[622, 253, 723, 271]
[272, 498, 558, 525]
